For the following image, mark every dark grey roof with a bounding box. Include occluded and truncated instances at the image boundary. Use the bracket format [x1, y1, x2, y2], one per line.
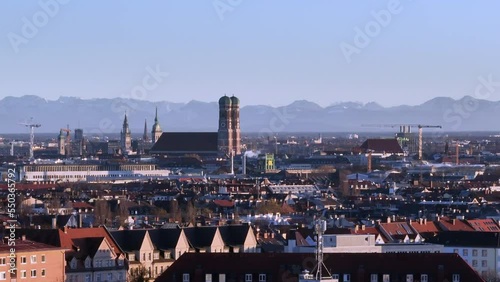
[150, 132, 218, 153]
[110, 229, 147, 253]
[17, 228, 62, 248]
[148, 229, 183, 250]
[218, 225, 251, 246]
[183, 226, 218, 249]
[426, 231, 500, 248]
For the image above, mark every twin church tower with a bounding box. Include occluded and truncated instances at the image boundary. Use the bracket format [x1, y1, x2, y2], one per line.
[217, 95, 241, 156]
[120, 95, 241, 156]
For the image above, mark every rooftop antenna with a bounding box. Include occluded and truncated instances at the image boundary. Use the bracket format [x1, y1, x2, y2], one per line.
[299, 219, 336, 281]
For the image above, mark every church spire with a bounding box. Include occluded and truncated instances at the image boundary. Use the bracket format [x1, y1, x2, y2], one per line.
[143, 119, 149, 141]
[154, 107, 158, 123]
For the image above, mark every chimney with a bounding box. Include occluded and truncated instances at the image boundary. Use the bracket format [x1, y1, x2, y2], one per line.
[355, 225, 359, 232]
[424, 218, 427, 225]
[409, 219, 412, 225]
[264, 233, 268, 239]
[63, 226, 68, 234]
[387, 217, 391, 224]
[21, 235, 26, 241]
[419, 218, 423, 225]
[361, 225, 366, 231]
[78, 214, 83, 228]
[452, 219, 456, 225]
[271, 232, 275, 239]
[52, 216, 57, 229]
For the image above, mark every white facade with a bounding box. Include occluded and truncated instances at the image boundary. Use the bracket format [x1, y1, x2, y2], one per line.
[20, 164, 170, 183]
[444, 246, 499, 278]
[287, 234, 382, 253]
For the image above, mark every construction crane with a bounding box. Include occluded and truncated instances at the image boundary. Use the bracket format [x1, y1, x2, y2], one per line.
[19, 117, 41, 161]
[362, 124, 442, 161]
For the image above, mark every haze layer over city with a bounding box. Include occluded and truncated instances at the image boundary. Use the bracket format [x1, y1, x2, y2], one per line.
[0, 1, 499, 282]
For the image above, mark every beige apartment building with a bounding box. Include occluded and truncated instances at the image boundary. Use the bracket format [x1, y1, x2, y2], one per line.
[0, 238, 66, 282]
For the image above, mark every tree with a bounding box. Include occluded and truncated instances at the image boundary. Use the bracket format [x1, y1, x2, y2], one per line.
[169, 200, 181, 223]
[482, 271, 500, 282]
[114, 200, 133, 227]
[256, 201, 282, 215]
[183, 201, 196, 224]
[129, 265, 148, 282]
[93, 200, 112, 226]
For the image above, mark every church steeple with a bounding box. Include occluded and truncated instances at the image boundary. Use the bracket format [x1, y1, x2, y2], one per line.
[151, 107, 163, 144]
[143, 119, 149, 141]
[121, 112, 132, 153]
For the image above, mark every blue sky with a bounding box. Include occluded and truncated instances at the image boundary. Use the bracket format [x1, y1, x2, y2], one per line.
[1, 1, 500, 107]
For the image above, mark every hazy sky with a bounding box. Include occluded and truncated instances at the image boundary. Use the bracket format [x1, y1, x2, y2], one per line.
[1, 1, 500, 107]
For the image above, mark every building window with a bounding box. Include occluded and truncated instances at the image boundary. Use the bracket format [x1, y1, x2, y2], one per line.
[96, 273, 101, 282]
[219, 274, 226, 282]
[472, 260, 478, 267]
[149, 252, 152, 261]
[421, 274, 428, 282]
[343, 274, 351, 282]
[41, 255, 46, 263]
[259, 274, 267, 282]
[370, 274, 378, 282]
[245, 274, 253, 282]
[31, 255, 37, 264]
[183, 273, 190, 282]
[0, 258, 5, 265]
[21, 256, 26, 264]
[107, 273, 113, 281]
[406, 274, 413, 282]
[21, 270, 27, 279]
[452, 274, 460, 282]
[463, 249, 468, 256]
[85, 274, 91, 282]
[0, 272, 5, 280]
[482, 250, 488, 257]
[41, 269, 46, 277]
[30, 270, 36, 278]
[482, 260, 487, 267]
[383, 274, 390, 282]
[205, 274, 212, 282]
[472, 250, 478, 257]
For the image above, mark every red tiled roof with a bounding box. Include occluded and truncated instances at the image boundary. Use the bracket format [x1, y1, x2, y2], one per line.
[466, 219, 500, 232]
[438, 217, 475, 232]
[65, 227, 124, 255]
[410, 220, 440, 233]
[351, 226, 380, 235]
[213, 199, 234, 208]
[0, 239, 65, 253]
[379, 222, 415, 236]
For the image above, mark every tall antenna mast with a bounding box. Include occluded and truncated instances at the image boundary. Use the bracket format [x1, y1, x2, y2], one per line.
[19, 117, 41, 161]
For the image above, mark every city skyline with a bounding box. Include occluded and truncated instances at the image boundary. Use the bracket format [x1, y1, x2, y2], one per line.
[1, 1, 500, 107]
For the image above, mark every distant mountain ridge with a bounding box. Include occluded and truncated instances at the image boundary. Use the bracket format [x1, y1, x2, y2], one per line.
[0, 95, 499, 134]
